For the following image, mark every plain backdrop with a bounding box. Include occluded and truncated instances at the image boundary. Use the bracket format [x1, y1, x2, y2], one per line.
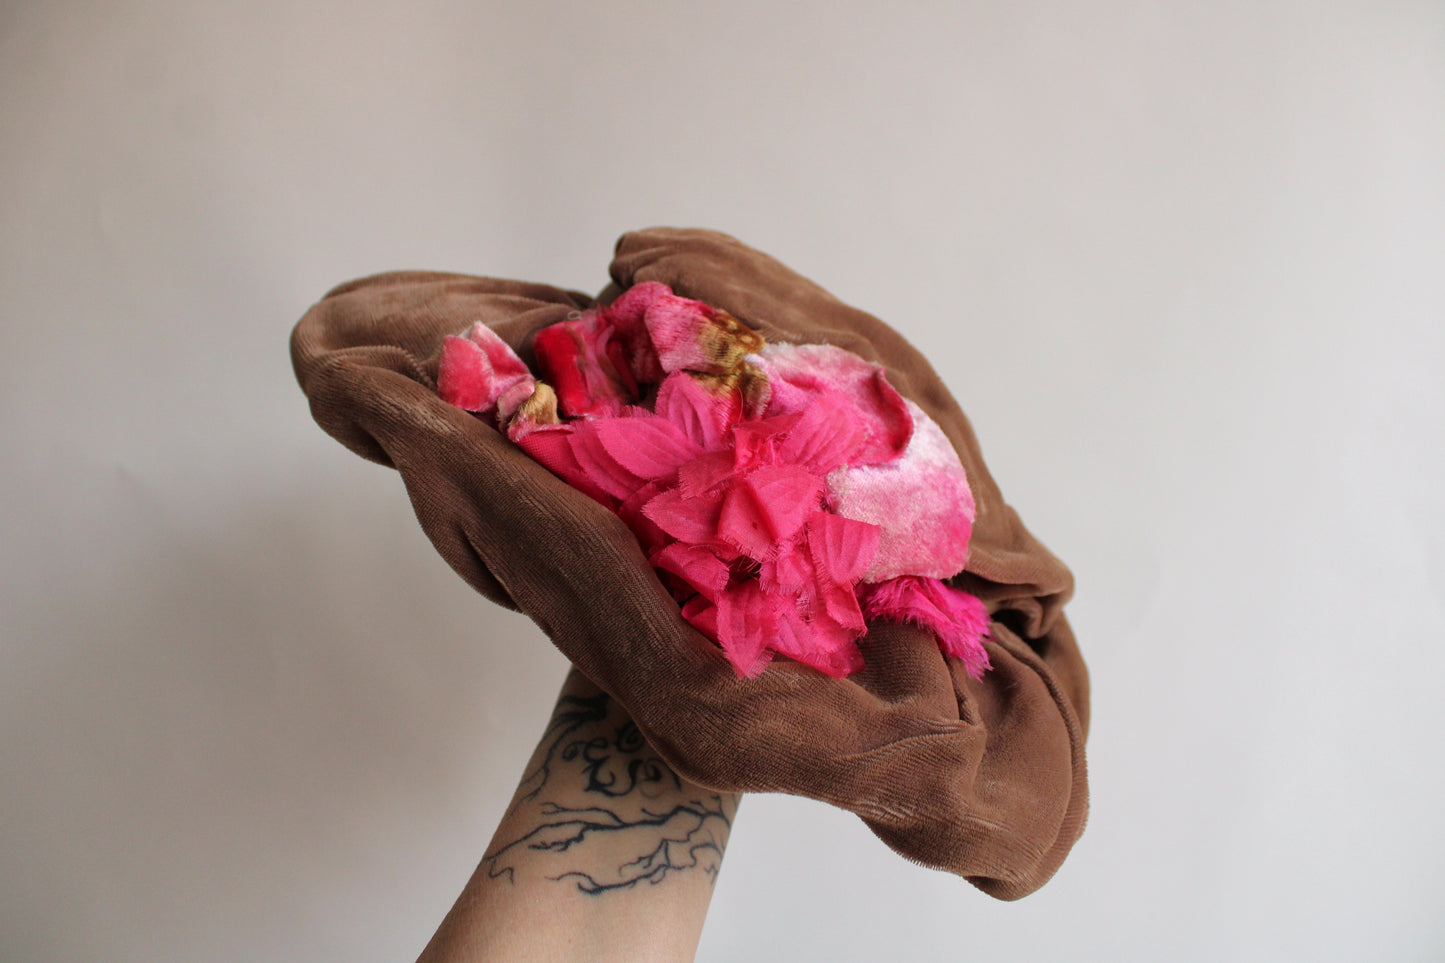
[2, 2, 1442, 960]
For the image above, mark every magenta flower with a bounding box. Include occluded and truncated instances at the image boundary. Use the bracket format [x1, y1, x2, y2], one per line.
[436, 283, 992, 680]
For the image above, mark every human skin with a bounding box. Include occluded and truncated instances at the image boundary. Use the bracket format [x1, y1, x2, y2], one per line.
[417, 669, 741, 963]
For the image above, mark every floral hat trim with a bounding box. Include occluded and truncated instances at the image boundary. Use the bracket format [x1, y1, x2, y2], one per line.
[436, 281, 990, 680]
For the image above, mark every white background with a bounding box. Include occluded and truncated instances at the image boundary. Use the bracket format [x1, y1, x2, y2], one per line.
[3, 2, 1442, 960]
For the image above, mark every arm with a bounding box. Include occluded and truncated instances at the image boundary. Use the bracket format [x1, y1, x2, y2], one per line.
[417, 668, 741, 963]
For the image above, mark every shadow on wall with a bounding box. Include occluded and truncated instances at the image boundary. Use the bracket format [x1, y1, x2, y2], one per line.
[0, 463, 565, 958]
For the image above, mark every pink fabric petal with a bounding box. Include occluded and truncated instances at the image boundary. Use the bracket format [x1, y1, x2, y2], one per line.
[829, 400, 975, 582]
[655, 372, 733, 449]
[717, 465, 822, 560]
[759, 538, 813, 596]
[642, 486, 725, 546]
[715, 580, 776, 678]
[602, 333, 642, 398]
[730, 416, 796, 473]
[680, 595, 720, 640]
[776, 390, 868, 474]
[652, 543, 731, 601]
[770, 606, 863, 679]
[516, 426, 618, 509]
[595, 414, 703, 481]
[677, 450, 735, 499]
[617, 479, 670, 557]
[817, 580, 866, 633]
[859, 576, 992, 680]
[753, 342, 913, 465]
[568, 421, 647, 500]
[804, 510, 881, 586]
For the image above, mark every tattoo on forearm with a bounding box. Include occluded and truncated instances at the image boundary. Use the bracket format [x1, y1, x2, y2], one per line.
[480, 691, 737, 895]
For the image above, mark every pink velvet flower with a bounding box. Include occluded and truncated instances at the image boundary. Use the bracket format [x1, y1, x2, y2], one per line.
[435, 283, 992, 680]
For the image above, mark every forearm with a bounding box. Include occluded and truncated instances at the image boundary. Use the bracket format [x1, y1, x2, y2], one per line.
[418, 669, 740, 963]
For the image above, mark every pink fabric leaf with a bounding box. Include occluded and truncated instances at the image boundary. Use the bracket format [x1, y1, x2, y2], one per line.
[717, 465, 822, 560]
[643, 486, 726, 546]
[516, 426, 618, 509]
[776, 390, 868, 474]
[652, 542, 731, 601]
[595, 414, 703, 481]
[804, 511, 881, 586]
[715, 580, 776, 678]
[680, 595, 720, 640]
[617, 479, 670, 557]
[753, 343, 913, 465]
[859, 576, 992, 680]
[655, 372, 733, 449]
[568, 421, 647, 500]
[677, 450, 736, 499]
[829, 400, 975, 582]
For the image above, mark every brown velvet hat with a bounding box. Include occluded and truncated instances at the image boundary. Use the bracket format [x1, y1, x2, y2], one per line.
[290, 228, 1089, 899]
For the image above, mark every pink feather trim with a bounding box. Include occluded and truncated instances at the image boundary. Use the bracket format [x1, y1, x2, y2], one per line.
[859, 577, 992, 680]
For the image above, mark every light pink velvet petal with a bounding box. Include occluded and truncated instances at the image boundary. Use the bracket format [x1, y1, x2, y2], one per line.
[437, 335, 494, 412]
[462, 320, 534, 382]
[594, 414, 703, 482]
[438, 323, 538, 417]
[495, 381, 538, 425]
[859, 576, 992, 680]
[643, 293, 722, 374]
[606, 280, 671, 327]
[754, 342, 913, 465]
[829, 400, 975, 582]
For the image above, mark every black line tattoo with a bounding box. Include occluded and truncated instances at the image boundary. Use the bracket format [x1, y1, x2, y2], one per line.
[480, 690, 737, 895]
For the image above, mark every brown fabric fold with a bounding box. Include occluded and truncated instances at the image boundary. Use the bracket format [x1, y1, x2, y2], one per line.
[291, 228, 1089, 899]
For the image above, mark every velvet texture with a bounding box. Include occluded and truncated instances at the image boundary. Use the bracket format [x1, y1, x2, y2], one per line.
[291, 228, 1089, 899]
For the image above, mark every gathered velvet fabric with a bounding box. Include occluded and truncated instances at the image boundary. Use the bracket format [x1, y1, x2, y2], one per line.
[291, 228, 1090, 899]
